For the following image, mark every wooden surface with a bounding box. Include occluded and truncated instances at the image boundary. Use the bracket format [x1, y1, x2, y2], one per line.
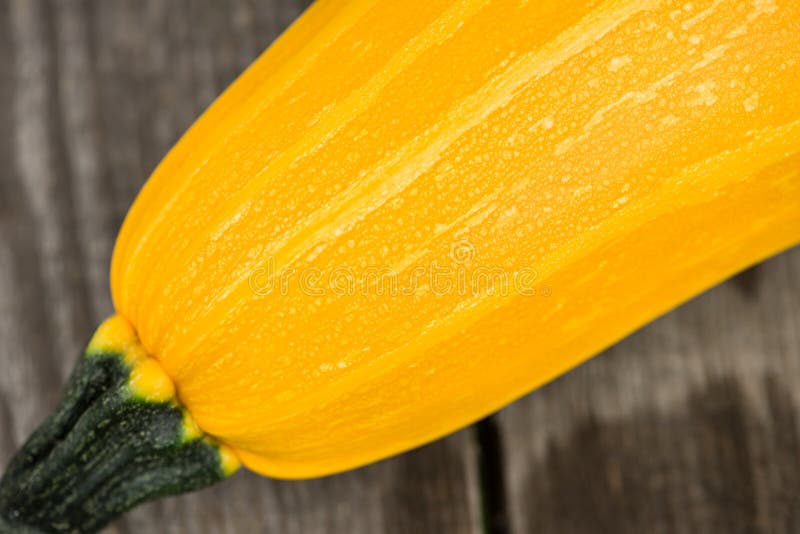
[0, 1, 798, 533]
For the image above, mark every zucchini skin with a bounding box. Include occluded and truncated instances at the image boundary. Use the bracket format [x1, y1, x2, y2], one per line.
[0, 319, 236, 533]
[108, 0, 800, 479]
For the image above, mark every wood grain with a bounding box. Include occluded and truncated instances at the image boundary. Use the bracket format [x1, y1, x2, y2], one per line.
[0, 1, 798, 533]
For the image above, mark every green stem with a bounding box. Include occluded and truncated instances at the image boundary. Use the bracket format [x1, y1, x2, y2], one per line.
[0, 341, 233, 533]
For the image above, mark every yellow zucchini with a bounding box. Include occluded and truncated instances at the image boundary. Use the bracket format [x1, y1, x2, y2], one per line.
[114, 0, 800, 478]
[1, 0, 799, 530]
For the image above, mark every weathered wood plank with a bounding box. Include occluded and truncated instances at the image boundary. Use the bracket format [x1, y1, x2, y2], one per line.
[498, 247, 800, 534]
[0, 2, 482, 532]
